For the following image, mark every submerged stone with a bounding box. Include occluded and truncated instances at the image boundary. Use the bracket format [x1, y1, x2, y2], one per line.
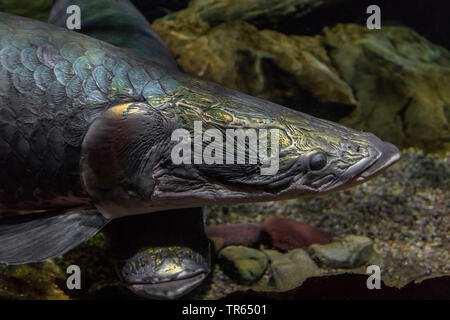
[265, 248, 320, 292]
[323, 24, 450, 152]
[217, 246, 268, 285]
[308, 235, 374, 268]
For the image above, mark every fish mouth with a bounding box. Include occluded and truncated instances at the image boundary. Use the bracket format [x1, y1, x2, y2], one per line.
[323, 135, 401, 192]
[128, 271, 209, 300]
[353, 139, 401, 183]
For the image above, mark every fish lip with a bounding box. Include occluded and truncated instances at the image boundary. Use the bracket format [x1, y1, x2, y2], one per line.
[320, 144, 380, 191]
[342, 135, 400, 186]
[354, 140, 401, 182]
[128, 271, 208, 300]
[321, 135, 400, 191]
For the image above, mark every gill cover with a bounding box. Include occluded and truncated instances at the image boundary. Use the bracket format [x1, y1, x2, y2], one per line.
[81, 102, 176, 219]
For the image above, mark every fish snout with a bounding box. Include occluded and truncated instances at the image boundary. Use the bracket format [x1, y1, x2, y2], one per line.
[322, 133, 401, 192]
[355, 133, 401, 182]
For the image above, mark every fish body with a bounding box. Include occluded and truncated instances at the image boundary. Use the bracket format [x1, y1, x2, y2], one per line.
[0, 12, 178, 214]
[0, 4, 399, 300]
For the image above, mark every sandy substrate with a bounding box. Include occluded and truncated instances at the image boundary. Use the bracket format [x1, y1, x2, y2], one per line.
[197, 149, 449, 299]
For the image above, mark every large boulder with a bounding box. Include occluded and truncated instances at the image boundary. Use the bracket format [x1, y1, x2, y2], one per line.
[324, 24, 450, 151]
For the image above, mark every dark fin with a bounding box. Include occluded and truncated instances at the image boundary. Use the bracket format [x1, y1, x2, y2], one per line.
[0, 209, 109, 265]
[48, 0, 178, 70]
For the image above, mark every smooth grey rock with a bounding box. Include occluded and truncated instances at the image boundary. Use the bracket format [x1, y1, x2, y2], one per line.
[217, 246, 268, 285]
[265, 248, 321, 291]
[308, 235, 374, 268]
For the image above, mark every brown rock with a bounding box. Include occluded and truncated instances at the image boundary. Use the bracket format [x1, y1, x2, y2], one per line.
[153, 17, 357, 121]
[261, 217, 331, 251]
[324, 24, 450, 152]
[206, 223, 263, 251]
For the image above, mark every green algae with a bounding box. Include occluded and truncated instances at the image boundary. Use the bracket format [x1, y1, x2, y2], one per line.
[0, 0, 52, 21]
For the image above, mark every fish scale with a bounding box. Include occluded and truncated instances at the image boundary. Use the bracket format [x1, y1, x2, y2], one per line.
[0, 13, 180, 214]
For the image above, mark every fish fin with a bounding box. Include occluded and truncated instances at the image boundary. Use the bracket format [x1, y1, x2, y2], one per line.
[0, 209, 109, 265]
[48, 0, 178, 70]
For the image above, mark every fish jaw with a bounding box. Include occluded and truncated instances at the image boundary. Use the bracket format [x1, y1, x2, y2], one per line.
[314, 132, 401, 192]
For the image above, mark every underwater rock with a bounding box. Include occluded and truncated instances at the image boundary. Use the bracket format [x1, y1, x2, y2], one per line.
[261, 217, 332, 251]
[152, 9, 211, 57]
[217, 246, 268, 285]
[206, 149, 449, 296]
[205, 223, 263, 251]
[308, 235, 374, 268]
[0, 260, 69, 300]
[153, 17, 357, 121]
[264, 249, 321, 292]
[323, 24, 450, 152]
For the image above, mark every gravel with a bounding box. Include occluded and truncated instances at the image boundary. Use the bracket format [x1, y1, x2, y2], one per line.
[198, 149, 449, 299]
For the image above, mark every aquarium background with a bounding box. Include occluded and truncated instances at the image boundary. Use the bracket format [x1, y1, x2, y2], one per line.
[0, 0, 448, 299]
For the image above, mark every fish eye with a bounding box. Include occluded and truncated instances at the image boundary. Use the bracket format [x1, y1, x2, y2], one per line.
[309, 152, 327, 170]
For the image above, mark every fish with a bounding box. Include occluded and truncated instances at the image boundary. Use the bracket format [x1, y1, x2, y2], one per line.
[0, 1, 399, 297]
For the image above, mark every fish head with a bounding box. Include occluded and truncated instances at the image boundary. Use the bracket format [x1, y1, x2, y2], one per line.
[148, 76, 401, 207]
[81, 76, 400, 216]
